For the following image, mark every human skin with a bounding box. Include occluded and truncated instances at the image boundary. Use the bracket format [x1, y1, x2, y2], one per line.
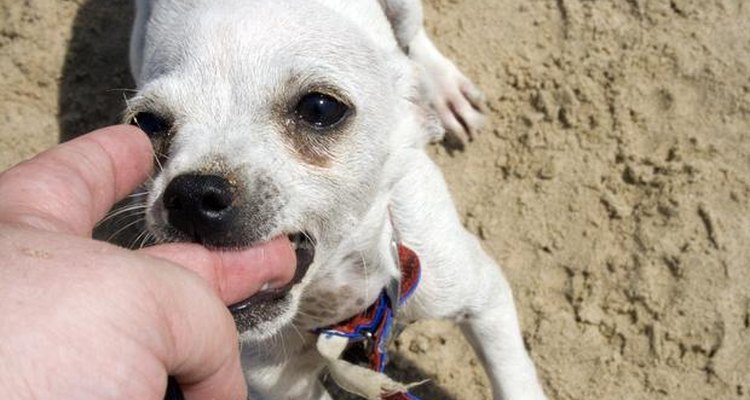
[0, 125, 296, 400]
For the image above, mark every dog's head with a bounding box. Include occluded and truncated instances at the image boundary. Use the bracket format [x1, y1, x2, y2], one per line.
[127, 0, 428, 339]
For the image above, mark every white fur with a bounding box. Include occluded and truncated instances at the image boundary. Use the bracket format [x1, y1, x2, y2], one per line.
[130, 0, 545, 398]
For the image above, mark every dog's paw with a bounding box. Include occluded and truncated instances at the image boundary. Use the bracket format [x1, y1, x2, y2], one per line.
[423, 58, 486, 146]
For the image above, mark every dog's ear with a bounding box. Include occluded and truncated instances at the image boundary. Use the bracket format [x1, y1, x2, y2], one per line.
[129, 0, 154, 86]
[378, 0, 423, 52]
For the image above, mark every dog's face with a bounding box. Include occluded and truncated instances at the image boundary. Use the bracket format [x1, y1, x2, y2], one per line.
[128, 1, 419, 339]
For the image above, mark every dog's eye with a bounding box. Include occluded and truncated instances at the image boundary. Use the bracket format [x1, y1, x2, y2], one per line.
[130, 112, 170, 138]
[295, 93, 350, 130]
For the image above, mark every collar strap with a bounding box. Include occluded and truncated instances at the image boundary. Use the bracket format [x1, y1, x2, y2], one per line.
[316, 244, 421, 371]
[314, 243, 423, 399]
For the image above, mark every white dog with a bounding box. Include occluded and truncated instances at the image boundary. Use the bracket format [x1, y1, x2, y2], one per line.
[127, 0, 546, 399]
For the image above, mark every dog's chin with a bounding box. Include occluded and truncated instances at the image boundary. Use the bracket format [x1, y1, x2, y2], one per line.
[234, 291, 299, 341]
[230, 233, 315, 339]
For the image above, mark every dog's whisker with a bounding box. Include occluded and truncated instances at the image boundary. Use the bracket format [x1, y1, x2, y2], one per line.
[267, 331, 287, 361]
[133, 231, 148, 250]
[122, 92, 135, 121]
[139, 231, 157, 250]
[128, 190, 151, 198]
[96, 213, 147, 233]
[123, 93, 166, 176]
[140, 176, 156, 187]
[106, 218, 146, 243]
[100, 202, 148, 218]
[293, 309, 319, 323]
[97, 204, 149, 228]
[151, 148, 165, 174]
[289, 322, 307, 343]
[108, 88, 139, 94]
[127, 190, 149, 198]
[129, 226, 156, 250]
[279, 331, 289, 361]
[300, 231, 316, 246]
[360, 251, 370, 304]
[106, 200, 146, 212]
[98, 209, 146, 228]
[128, 228, 149, 250]
[102, 214, 147, 234]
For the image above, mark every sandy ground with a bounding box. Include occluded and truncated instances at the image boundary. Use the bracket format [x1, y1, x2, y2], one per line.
[2, 0, 749, 399]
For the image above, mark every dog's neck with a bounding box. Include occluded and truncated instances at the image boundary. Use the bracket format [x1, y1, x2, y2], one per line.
[242, 194, 397, 374]
[303, 190, 399, 320]
[291, 131, 426, 334]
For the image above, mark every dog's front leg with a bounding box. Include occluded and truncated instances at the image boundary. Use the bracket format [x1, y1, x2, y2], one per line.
[242, 341, 331, 400]
[390, 151, 545, 400]
[454, 252, 547, 400]
[407, 28, 486, 146]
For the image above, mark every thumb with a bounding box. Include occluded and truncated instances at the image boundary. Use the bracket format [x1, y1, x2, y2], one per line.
[136, 253, 249, 400]
[0, 125, 153, 236]
[139, 237, 296, 306]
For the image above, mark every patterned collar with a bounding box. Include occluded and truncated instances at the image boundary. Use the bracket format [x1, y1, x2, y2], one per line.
[315, 242, 423, 399]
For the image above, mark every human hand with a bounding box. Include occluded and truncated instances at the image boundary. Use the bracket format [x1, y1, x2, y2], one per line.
[0, 126, 296, 400]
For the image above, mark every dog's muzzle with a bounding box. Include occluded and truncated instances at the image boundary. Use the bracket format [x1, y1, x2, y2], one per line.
[159, 173, 316, 331]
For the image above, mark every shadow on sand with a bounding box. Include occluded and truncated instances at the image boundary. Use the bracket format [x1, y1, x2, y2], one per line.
[58, 0, 134, 142]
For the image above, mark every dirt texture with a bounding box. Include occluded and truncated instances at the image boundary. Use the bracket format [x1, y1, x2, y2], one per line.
[1, 1, 749, 399]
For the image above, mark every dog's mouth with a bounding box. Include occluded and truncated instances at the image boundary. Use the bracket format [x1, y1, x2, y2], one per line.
[229, 232, 315, 315]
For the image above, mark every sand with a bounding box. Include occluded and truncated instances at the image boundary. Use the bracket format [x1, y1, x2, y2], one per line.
[1, 0, 749, 398]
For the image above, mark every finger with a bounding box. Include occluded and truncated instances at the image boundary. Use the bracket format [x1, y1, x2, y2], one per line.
[138, 256, 248, 400]
[0, 125, 153, 236]
[141, 236, 297, 305]
[179, 353, 247, 400]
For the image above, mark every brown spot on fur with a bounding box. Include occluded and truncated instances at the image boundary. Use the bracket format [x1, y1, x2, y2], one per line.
[304, 309, 321, 317]
[273, 78, 355, 168]
[342, 253, 367, 273]
[279, 127, 337, 168]
[318, 310, 338, 319]
[340, 286, 353, 295]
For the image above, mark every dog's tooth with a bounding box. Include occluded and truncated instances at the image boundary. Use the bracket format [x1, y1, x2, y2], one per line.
[260, 283, 271, 292]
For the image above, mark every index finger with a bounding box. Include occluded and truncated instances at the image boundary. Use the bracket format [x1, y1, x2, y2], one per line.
[0, 125, 153, 236]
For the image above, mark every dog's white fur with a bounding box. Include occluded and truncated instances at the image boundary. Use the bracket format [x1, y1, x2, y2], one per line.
[129, 0, 545, 398]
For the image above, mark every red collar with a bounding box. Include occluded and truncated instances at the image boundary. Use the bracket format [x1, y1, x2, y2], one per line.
[316, 243, 421, 372]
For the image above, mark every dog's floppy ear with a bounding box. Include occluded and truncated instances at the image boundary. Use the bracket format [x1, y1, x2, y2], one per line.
[130, 0, 154, 86]
[378, 0, 423, 52]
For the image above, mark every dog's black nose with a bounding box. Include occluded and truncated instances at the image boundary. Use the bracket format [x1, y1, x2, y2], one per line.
[163, 174, 236, 243]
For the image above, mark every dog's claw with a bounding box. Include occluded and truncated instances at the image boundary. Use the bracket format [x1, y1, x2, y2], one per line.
[461, 79, 487, 111]
[409, 30, 486, 147]
[425, 61, 486, 146]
